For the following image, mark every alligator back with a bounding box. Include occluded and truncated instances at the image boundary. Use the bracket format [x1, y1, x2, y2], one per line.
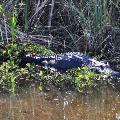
[20, 52, 120, 78]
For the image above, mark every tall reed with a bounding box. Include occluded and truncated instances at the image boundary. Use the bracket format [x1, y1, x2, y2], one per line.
[64, 0, 120, 54]
[11, 11, 17, 42]
[67, 0, 111, 34]
[24, 0, 29, 32]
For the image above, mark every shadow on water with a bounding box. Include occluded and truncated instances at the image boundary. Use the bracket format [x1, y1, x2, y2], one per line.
[0, 84, 120, 120]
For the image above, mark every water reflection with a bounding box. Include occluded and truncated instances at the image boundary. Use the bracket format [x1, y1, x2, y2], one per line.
[0, 86, 120, 120]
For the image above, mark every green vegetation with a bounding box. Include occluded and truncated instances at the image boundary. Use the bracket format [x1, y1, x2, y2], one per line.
[0, 0, 119, 93]
[0, 41, 55, 93]
[51, 66, 111, 92]
[11, 11, 17, 41]
[69, 0, 111, 33]
[0, 41, 110, 93]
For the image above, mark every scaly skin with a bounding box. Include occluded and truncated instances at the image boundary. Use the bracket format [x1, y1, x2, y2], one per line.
[20, 52, 120, 78]
[0, 52, 119, 77]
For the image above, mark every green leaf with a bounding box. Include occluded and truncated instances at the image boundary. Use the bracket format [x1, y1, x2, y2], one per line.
[81, 66, 88, 71]
[0, 5, 3, 12]
[26, 63, 31, 68]
[75, 74, 83, 81]
[39, 71, 43, 76]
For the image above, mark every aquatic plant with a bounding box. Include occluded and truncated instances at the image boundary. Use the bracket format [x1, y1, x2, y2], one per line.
[72, 66, 100, 91]
[0, 41, 53, 93]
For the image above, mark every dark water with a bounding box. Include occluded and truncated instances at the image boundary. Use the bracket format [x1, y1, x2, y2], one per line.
[0, 86, 120, 120]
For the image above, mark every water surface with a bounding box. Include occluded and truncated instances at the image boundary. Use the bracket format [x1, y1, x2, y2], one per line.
[0, 86, 120, 120]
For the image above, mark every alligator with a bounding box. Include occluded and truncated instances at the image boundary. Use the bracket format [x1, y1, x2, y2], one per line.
[19, 52, 120, 78]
